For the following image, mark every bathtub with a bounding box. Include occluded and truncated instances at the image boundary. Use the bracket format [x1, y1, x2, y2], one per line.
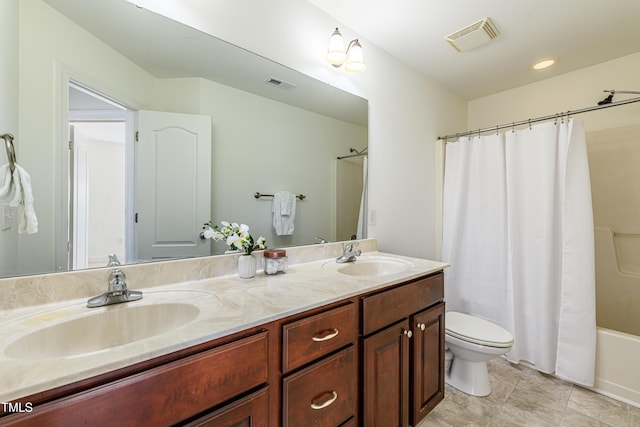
[586, 127, 640, 407]
[592, 327, 640, 407]
[590, 227, 640, 407]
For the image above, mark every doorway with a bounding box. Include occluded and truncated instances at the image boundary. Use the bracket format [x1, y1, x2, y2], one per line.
[68, 82, 133, 269]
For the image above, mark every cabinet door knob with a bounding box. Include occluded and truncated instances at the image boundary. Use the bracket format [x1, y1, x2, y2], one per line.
[312, 328, 339, 342]
[403, 329, 413, 338]
[310, 390, 338, 410]
[417, 323, 426, 331]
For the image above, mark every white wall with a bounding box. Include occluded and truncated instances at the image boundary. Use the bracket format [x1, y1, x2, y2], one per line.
[72, 122, 126, 267]
[468, 53, 640, 133]
[134, 0, 468, 259]
[0, 0, 19, 276]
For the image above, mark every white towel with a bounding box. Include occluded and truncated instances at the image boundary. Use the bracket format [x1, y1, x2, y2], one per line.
[272, 191, 296, 236]
[0, 163, 38, 234]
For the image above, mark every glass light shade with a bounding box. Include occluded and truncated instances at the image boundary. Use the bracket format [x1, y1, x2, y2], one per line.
[531, 58, 556, 70]
[325, 28, 347, 65]
[344, 40, 366, 73]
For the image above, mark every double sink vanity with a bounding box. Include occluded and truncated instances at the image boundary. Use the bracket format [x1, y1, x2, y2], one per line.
[0, 239, 448, 426]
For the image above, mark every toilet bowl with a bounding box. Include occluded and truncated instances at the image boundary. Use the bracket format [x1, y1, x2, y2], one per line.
[445, 311, 513, 397]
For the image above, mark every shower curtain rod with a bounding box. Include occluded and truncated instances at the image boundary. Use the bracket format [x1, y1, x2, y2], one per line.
[337, 147, 368, 159]
[337, 152, 367, 159]
[437, 95, 640, 141]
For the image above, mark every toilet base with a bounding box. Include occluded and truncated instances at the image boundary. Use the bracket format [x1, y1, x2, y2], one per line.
[446, 357, 491, 397]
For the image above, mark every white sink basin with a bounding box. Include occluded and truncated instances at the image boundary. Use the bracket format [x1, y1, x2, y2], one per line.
[5, 302, 200, 360]
[336, 256, 413, 277]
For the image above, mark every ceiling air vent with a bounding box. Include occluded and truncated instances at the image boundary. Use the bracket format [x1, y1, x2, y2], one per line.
[264, 77, 296, 90]
[445, 18, 499, 52]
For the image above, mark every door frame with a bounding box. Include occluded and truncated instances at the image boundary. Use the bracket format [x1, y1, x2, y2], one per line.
[56, 64, 139, 271]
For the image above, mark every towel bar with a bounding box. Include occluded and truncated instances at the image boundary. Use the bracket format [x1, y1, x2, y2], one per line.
[254, 192, 306, 200]
[2, 133, 16, 173]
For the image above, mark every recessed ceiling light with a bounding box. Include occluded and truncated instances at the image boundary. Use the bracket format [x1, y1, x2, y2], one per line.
[531, 58, 556, 70]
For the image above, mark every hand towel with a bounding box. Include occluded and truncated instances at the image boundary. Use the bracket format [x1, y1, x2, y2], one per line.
[0, 164, 13, 200]
[0, 163, 38, 234]
[272, 191, 296, 236]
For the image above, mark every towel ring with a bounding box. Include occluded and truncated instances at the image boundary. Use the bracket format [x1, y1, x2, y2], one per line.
[2, 133, 16, 174]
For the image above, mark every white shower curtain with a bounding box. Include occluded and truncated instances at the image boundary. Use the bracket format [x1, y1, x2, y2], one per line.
[356, 156, 368, 239]
[442, 120, 596, 386]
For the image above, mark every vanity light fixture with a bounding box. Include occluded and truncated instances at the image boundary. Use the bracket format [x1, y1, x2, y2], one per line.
[325, 28, 366, 73]
[531, 57, 557, 70]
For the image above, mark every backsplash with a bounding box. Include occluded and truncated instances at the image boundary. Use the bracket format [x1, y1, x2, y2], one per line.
[0, 239, 377, 310]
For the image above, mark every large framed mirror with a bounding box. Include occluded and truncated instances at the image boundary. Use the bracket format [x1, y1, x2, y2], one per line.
[2, 0, 368, 278]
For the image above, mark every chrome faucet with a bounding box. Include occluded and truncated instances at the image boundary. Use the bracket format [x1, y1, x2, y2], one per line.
[87, 255, 143, 308]
[336, 242, 361, 263]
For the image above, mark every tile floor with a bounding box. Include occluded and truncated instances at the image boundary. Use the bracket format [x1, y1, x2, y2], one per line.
[419, 357, 640, 426]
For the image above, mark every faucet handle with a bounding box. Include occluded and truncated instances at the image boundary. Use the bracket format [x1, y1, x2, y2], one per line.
[109, 268, 127, 295]
[107, 254, 121, 267]
[344, 242, 359, 253]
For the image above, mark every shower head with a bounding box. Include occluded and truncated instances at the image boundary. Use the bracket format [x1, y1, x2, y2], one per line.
[598, 92, 614, 105]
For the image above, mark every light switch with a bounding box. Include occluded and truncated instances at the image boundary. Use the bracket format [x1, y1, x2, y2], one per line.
[368, 209, 377, 226]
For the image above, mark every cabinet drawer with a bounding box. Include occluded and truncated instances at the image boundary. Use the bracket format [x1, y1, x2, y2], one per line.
[282, 303, 356, 372]
[282, 346, 356, 427]
[362, 273, 443, 336]
[3, 331, 269, 427]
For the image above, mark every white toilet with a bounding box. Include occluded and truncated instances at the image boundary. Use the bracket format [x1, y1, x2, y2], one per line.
[445, 311, 514, 397]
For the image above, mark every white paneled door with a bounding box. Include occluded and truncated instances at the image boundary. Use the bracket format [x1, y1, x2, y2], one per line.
[136, 110, 211, 261]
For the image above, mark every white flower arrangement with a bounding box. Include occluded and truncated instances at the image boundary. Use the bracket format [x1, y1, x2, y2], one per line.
[203, 221, 266, 255]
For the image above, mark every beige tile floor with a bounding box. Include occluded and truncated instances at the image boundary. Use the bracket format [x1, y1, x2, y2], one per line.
[419, 357, 640, 426]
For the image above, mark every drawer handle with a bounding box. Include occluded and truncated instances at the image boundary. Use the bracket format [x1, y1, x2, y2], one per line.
[403, 329, 413, 338]
[310, 391, 338, 410]
[312, 328, 339, 342]
[417, 323, 426, 331]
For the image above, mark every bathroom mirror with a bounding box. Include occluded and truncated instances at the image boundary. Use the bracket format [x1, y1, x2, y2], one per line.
[3, 0, 368, 278]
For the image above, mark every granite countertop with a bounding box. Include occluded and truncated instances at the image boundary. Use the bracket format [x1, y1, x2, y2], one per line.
[0, 248, 448, 403]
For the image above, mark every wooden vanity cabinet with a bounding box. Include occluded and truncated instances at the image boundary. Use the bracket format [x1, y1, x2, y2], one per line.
[361, 272, 445, 427]
[1, 270, 445, 427]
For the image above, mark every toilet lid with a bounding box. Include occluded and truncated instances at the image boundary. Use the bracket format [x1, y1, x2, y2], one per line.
[446, 311, 514, 348]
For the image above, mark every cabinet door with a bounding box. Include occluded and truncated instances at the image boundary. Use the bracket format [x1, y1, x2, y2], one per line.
[412, 302, 445, 424]
[362, 319, 411, 427]
[184, 387, 268, 427]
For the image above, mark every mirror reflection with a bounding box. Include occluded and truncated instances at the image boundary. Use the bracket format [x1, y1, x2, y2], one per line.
[1, 0, 368, 278]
